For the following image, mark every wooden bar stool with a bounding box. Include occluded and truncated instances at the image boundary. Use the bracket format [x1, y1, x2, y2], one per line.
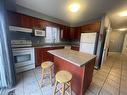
[53, 70, 72, 95]
[40, 61, 54, 87]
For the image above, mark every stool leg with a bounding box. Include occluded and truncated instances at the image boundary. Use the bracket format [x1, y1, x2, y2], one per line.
[49, 67, 52, 85]
[40, 69, 45, 87]
[69, 82, 72, 95]
[53, 81, 58, 95]
[62, 84, 65, 95]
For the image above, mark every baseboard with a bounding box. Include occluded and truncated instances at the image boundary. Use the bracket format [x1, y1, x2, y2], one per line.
[108, 52, 121, 55]
[94, 66, 100, 70]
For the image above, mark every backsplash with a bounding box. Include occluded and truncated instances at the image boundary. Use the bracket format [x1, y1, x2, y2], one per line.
[9, 31, 79, 46]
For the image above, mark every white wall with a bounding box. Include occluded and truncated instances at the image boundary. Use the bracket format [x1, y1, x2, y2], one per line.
[109, 30, 127, 52]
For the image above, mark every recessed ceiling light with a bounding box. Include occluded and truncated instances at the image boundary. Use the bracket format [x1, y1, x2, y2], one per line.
[118, 28, 127, 31]
[69, 3, 80, 13]
[119, 11, 127, 16]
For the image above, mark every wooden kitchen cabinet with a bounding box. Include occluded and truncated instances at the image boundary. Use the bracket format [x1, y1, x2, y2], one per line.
[70, 27, 75, 40]
[7, 11, 69, 29]
[42, 47, 54, 62]
[7, 11, 70, 40]
[20, 15, 32, 28]
[74, 27, 81, 40]
[35, 46, 64, 67]
[81, 21, 100, 32]
[69, 22, 100, 41]
[70, 27, 81, 41]
[8, 11, 101, 41]
[60, 25, 70, 40]
[42, 46, 65, 62]
[35, 48, 43, 66]
[7, 11, 21, 27]
[71, 45, 79, 51]
[49, 49, 96, 95]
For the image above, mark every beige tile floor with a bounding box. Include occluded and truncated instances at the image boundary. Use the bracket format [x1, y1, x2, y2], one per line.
[6, 52, 127, 95]
[86, 52, 127, 95]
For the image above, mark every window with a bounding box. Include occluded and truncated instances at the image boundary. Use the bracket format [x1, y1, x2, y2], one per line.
[45, 27, 60, 43]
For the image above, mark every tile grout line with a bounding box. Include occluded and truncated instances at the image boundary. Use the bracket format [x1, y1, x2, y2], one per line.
[22, 72, 25, 95]
[98, 61, 114, 95]
[119, 54, 123, 95]
[33, 69, 43, 95]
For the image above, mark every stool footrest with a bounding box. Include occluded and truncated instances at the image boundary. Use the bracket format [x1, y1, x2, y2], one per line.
[54, 81, 71, 95]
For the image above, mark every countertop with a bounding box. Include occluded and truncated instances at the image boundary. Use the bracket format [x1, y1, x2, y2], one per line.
[11, 45, 79, 49]
[48, 49, 96, 67]
[71, 45, 80, 47]
[33, 44, 79, 48]
[33, 45, 65, 48]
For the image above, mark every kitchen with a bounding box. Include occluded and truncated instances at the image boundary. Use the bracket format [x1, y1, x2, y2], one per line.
[0, 0, 127, 95]
[8, 10, 101, 72]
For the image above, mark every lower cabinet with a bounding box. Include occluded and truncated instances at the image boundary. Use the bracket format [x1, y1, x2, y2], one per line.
[71, 45, 79, 51]
[35, 46, 64, 66]
[35, 48, 43, 67]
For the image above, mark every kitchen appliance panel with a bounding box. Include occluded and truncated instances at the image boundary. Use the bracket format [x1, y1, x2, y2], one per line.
[80, 33, 97, 54]
[80, 33, 97, 44]
[80, 43, 95, 54]
[12, 47, 35, 73]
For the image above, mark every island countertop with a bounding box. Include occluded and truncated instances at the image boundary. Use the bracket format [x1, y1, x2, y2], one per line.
[48, 49, 96, 67]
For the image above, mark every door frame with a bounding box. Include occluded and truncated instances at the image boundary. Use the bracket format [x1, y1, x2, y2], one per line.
[101, 28, 111, 65]
[122, 33, 127, 53]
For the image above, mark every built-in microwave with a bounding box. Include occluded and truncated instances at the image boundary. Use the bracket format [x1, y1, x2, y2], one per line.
[34, 29, 46, 36]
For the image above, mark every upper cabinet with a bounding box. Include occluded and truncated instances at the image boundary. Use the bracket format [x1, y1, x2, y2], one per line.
[60, 25, 70, 40]
[7, 11, 42, 28]
[69, 21, 101, 41]
[7, 11, 21, 27]
[70, 27, 75, 40]
[81, 21, 101, 32]
[72, 27, 81, 41]
[7, 11, 70, 39]
[7, 11, 101, 41]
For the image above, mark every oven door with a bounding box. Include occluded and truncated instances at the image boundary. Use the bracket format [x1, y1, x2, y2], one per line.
[12, 48, 35, 68]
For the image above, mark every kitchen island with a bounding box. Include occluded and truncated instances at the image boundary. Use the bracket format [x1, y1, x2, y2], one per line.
[48, 49, 96, 95]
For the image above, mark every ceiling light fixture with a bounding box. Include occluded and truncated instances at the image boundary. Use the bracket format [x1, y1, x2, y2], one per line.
[118, 28, 127, 31]
[69, 3, 80, 13]
[119, 11, 127, 16]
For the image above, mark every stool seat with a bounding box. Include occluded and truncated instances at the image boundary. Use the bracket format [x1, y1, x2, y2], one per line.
[56, 70, 72, 83]
[54, 70, 72, 95]
[41, 61, 53, 69]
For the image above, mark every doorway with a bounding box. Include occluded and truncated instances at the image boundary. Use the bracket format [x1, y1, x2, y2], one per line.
[101, 28, 111, 65]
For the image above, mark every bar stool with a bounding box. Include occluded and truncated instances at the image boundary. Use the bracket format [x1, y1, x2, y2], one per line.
[53, 70, 72, 95]
[40, 61, 54, 87]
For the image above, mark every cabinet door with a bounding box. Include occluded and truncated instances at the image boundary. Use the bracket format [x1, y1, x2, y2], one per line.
[33, 18, 41, 28]
[70, 27, 75, 40]
[71, 46, 79, 51]
[74, 27, 81, 41]
[60, 26, 70, 40]
[81, 22, 100, 32]
[7, 11, 21, 26]
[20, 15, 34, 28]
[42, 46, 65, 62]
[43, 48, 54, 62]
[35, 48, 43, 66]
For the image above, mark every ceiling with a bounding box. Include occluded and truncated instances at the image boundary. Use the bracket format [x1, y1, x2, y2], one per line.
[16, 0, 127, 27]
[109, 5, 127, 29]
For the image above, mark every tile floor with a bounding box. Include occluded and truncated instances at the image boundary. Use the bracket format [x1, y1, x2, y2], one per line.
[5, 52, 127, 95]
[86, 52, 127, 95]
